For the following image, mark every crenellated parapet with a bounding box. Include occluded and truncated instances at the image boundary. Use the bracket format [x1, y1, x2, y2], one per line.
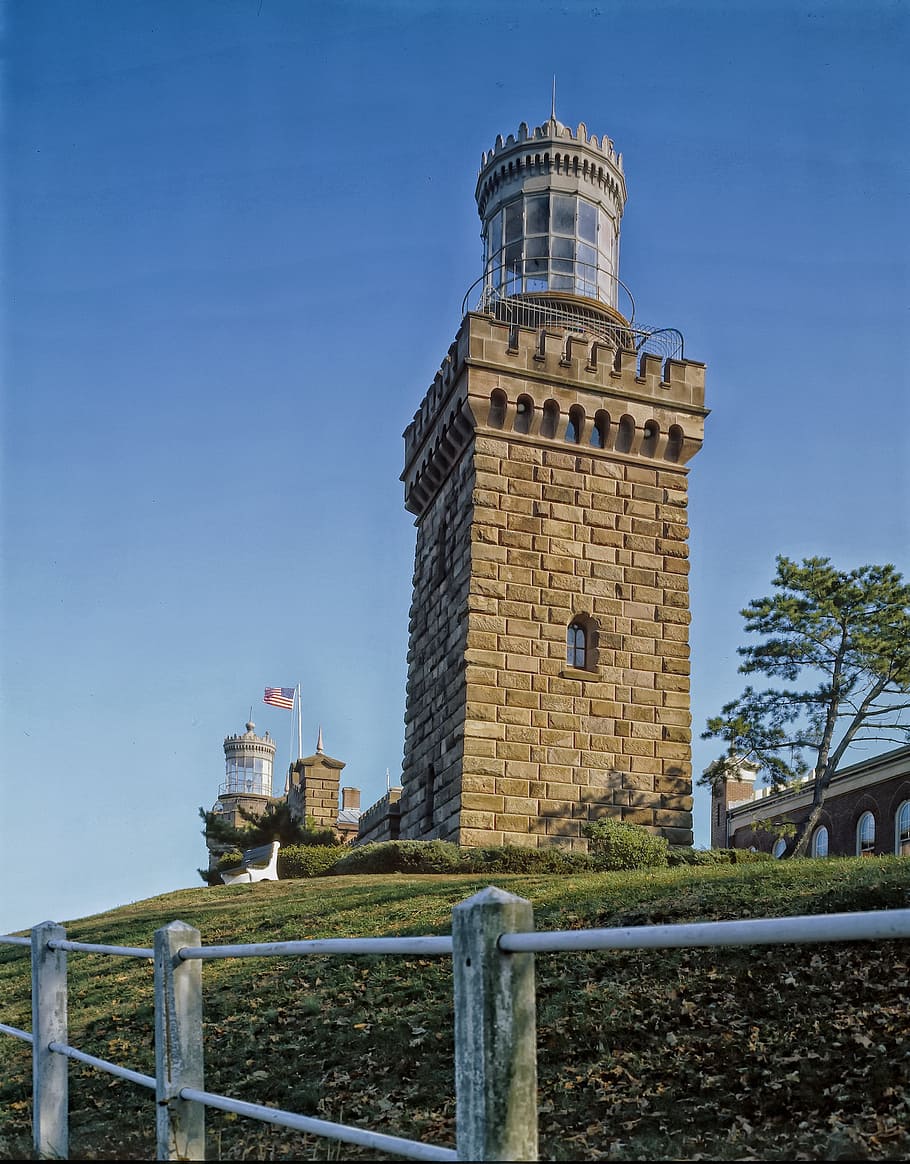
[480, 118, 623, 170]
[476, 116, 626, 223]
[402, 311, 707, 517]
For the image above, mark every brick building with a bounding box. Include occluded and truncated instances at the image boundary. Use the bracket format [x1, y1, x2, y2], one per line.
[396, 113, 708, 849]
[710, 745, 910, 858]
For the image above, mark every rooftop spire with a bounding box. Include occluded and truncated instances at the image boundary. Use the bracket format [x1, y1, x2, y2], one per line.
[551, 74, 556, 121]
[316, 725, 324, 754]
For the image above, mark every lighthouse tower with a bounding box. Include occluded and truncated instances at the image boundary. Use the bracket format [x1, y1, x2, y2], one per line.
[398, 114, 708, 850]
[209, 721, 277, 837]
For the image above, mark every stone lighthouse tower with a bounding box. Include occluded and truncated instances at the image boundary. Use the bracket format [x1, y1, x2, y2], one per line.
[206, 721, 277, 866]
[398, 114, 707, 850]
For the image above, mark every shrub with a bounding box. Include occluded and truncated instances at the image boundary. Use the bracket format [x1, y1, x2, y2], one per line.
[668, 847, 729, 866]
[727, 847, 773, 864]
[667, 846, 774, 866]
[463, 845, 597, 874]
[278, 845, 344, 879]
[217, 849, 244, 870]
[582, 818, 669, 871]
[331, 840, 603, 876]
[328, 840, 467, 875]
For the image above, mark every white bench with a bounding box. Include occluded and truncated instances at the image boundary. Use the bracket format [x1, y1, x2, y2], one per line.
[220, 841, 280, 885]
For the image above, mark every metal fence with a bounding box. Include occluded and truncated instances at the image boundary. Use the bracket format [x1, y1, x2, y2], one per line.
[2, 887, 909, 1161]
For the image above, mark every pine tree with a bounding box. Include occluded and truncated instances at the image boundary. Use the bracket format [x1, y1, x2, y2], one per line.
[701, 556, 910, 856]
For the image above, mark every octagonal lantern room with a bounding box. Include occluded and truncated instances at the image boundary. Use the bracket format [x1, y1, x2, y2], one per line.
[475, 116, 627, 313]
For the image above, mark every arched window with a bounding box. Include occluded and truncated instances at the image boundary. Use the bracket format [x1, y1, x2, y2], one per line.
[590, 410, 609, 449]
[567, 621, 587, 669]
[811, 825, 828, 858]
[513, 394, 533, 435]
[896, 801, 910, 856]
[641, 420, 659, 456]
[856, 811, 875, 856]
[772, 837, 787, 859]
[541, 399, 559, 439]
[666, 424, 684, 462]
[616, 414, 635, 453]
[565, 405, 584, 444]
[488, 389, 507, 429]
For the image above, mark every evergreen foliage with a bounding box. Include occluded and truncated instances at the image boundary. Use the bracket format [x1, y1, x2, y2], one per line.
[581, 818, 670, 870]
[197, 803, 341, 882]
[327, 841, 600, 876]
[667, 846, 772, 866]
[702, 556, 910, 857]
[198, 802, 339, 851]
[278, 845, 346, 879]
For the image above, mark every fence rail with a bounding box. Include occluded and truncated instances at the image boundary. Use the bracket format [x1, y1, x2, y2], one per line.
[2, 890, 909, 1161]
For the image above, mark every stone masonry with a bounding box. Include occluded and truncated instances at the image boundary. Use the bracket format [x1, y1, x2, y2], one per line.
[399, 311, 707, 849]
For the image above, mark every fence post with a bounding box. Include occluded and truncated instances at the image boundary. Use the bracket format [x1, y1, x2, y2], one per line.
[32, 921, 68, 1160]
[452, 886, 538, 1161]
[154, 920, 204, 1161]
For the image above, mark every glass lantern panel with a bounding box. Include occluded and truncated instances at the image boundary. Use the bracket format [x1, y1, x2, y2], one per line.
[526, 194, 549, 235]
[490, 211, 502, 259]
[552, 236, 574, 259]
[504, 200, 523, 243]
[552, 194, 576, 235]
[578, 199, 597, 242]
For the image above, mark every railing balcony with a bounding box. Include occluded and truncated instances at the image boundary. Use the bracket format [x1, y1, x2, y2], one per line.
[218, 777, 272, 799]
[463, 259, 684, 362]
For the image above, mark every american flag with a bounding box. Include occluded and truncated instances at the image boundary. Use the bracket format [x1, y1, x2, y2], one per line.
[263, 687, 295, 710]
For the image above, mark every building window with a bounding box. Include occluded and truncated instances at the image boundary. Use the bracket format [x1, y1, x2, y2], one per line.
[856, 811, 875, 856]
[513, 394, 533, 435]
[541, 399, 559, 439]
[772, 837, 787, 859]
[616, 414, 635, 453]
[488, 389, 507, 429]
[565, 405, 584, 445]
[591, 410, 609, 449]
[567, 621, 587, 669]
[896, 801, 910, 856]
[811, 825, 829, 858]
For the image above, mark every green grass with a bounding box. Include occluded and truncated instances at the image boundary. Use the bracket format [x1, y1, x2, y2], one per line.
[1, 859, 909, 1160]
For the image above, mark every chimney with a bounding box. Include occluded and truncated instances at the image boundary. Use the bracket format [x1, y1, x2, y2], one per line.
[342, 787, 361, 811]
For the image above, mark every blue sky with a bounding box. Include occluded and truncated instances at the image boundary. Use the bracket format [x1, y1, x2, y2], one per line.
[2, 0, 908, 934]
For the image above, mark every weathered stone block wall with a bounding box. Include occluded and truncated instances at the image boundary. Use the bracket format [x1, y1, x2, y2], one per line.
[399, 452, 474, 839]
[287, 757, 342, 832]
[400, 312, 706, 849]
[356, 788, 403, 845]
[459, 439, 694, 849]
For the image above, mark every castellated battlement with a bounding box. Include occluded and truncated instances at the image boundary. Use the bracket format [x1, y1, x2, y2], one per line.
[476, 116, 626, 222]
[402, 312, 707, 517]
[223, 737, 276, 757]
[481, 119, 622, 168]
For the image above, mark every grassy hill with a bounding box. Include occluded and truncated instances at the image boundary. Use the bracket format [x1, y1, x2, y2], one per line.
[1, 859, 909, 1160]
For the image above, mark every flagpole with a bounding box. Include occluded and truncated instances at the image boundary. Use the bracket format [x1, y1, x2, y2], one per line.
[297, 683, 303, 760]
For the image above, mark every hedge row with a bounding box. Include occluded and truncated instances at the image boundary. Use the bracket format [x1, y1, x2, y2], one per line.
[209, 825, 774, 883]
